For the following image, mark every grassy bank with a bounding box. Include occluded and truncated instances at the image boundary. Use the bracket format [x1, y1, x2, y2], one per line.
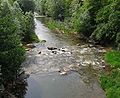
[43, 18, 76, 36]
[100, 51, 120, 98]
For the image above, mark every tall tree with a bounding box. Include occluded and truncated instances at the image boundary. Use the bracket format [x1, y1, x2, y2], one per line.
[0, 0, 25, 83]
[72, 0, 102, 37]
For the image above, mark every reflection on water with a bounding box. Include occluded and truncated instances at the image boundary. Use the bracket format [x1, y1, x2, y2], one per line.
[20, 18, 106, 98]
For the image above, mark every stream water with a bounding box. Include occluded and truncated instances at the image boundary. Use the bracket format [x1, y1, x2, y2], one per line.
[22, 18, 106, 98]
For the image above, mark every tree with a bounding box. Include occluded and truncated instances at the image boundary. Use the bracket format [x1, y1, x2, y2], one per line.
[18, 0, 35, 13]
[22, 12, 37, 43]
[0, 0, 25, 83]
[91, 0, 120, 46]
[72, 0, 102, 37]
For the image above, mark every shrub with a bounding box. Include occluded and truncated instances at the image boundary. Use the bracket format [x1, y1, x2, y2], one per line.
[100, 69, 120, 98]
[0, 47, 25, 81]
[72, 0, 102, 37]
[22, 12, 38, 43]
[0, 0, 25, 83]
[105, 51, 120, 68]
[91, 0, 120, 46]
[18, 0, 35, 13]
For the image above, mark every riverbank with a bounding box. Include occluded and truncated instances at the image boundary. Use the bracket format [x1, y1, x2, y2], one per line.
[23, 18, 106, 98]
[100, 51, 120, 98]
[41, 17, 120, 98]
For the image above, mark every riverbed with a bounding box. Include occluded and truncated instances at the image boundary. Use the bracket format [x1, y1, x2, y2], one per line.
[22, 18, 106, 98]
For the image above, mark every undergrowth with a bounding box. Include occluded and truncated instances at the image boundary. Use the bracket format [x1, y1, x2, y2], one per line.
[100, 51, 120, 98]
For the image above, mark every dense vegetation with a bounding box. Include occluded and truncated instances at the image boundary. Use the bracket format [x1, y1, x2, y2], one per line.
[0, 0, 120, 97]
[35, 0, 120, 48]
[100, 51, 120, 98]
[0, 0, 37, 97]
[34, 0, 120, 98]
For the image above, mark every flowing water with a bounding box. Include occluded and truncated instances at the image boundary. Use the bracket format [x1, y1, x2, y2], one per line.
[22, 18, 106, 98]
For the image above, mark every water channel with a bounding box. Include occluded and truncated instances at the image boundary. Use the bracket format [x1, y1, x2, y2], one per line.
[22, 18, 106, 98]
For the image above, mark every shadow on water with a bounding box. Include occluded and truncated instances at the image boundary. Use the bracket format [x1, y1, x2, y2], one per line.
[10, 18, 106, 98]
[0, 77, 28, 98]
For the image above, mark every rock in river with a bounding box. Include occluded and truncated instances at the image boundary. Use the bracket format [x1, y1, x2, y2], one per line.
[47, 47, 57, 50]
[26, 44, 36, 49]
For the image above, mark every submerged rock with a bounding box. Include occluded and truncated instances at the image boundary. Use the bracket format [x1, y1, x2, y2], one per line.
[47, 47, 57, 50]
[41, 40, 47, 43]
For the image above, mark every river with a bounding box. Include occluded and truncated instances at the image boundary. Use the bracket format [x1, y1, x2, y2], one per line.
[21, 18, 106, 98]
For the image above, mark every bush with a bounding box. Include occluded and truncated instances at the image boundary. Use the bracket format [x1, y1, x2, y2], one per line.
[0, 0, 25, 83]
[12, 1, 38, 43]
[18, 0, 35, 13]
[22, 12, 39, 43]
[91, 0, 120, 46]
[72, 0, 102, 37]
[105, 51, 120, 68]
[100, 69, 120, 98]
[35, 0, 67, 21]
[44, 18, 72, 35]
[0, 47, 25, 81]
[100, 50, 120, 98]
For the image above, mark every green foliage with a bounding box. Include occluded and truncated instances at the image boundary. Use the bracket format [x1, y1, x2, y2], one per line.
[0, 0, 37, 91]
[0, 16, 21, 51]
[100, 50, 120, 98]
[18, 0, 35, 13]
[47, 0, 66, 21]
[35, 0, 67, 21]
[100, 69, 120, 98]
[39, 0, 46, 15]
[72, 9, 93, 36]
[0, 47, 25, 81]
[12, 1, 38, 43]
[22, 12, 39, 43]
[35, 0, 120, 48]
[0, 0, 25, 83]
[69, 0, 83, 17]
[72, 0, 102, 36]
[91, 0, 120, 46]
[105, 51, 120, 68]
[44, 18, 73, 35]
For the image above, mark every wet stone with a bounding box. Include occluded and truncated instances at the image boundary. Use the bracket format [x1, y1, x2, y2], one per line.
[38, 51, 41, 54]
[47, 47, 57, 50]
[52, 51, 57, 54]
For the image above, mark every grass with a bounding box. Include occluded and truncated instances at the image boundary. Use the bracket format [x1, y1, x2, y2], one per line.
[100, 50, 120, 98]
[105, 51, 120, 68]
[44, 18, 75, 36]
